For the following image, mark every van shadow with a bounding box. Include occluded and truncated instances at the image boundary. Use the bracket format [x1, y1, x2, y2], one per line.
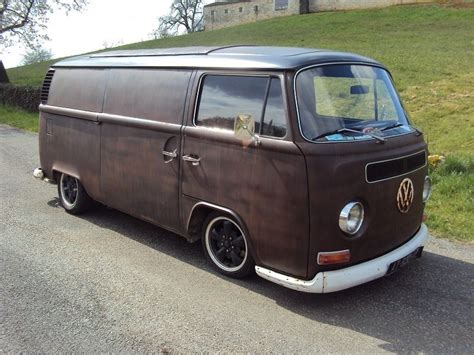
[50, 199, 474, 353]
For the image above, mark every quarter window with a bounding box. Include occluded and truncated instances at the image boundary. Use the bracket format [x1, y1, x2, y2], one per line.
[262, 78, 287, 137]
[196, 75, 287, 138]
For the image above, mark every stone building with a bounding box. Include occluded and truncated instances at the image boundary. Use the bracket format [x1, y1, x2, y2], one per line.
[203, 0, 433, 31]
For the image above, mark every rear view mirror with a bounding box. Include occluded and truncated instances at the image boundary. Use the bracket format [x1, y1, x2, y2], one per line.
[351, 85, 369, 95]
[234, 114, 260, 147]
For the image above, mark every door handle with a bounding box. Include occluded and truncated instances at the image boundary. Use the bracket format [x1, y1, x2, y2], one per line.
[162, 149, 177, 163]
[182, 154, 201, 166]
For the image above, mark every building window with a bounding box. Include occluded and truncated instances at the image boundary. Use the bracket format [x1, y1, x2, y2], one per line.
[254, 5, 259, 13]
[225, 9, 228, 14]
[275, 0, 289, 11]
[239, 7, 243, 13]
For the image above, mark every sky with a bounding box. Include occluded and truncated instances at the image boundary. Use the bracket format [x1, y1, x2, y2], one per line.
[1, 0, 211, 68]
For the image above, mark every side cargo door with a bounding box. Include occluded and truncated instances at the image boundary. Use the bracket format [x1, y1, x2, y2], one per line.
[100, 68, 192, 232]
[181, 72, 310, 279]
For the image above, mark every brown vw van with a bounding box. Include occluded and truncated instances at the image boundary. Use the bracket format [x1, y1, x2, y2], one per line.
[34, 46, 431, 293]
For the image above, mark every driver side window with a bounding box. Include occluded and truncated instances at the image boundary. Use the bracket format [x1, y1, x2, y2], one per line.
[196, 75, 287, 138]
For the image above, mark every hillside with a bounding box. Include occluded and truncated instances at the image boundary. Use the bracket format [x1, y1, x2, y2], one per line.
[4, 3, 474, 241]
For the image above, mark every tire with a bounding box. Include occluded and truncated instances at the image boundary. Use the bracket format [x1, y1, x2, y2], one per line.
[202, 212, 255, 278]
[57, 173, 92, 215]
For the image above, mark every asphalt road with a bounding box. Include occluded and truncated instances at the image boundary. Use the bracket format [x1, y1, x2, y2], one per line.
[0, 125, 473, 353]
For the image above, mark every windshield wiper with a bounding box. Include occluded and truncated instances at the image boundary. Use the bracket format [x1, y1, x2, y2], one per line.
[311, 127, 386, 143]
[381, 123, 404, 131]
[381, 123, 423, 136]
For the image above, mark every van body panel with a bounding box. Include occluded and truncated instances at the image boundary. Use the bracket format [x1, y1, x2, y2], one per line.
[103, 69, 192, 123]
[100, 122, 182, 230]
[297, 133, 427, 278]
[181, 125, 309, 278]
[38, 112, 102, 200]
[48, 69, 107, 112]
[99, 69, 192, 231]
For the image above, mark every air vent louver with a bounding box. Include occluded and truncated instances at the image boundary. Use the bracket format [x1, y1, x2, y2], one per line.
[366, 151, 426, 183]
[40, 69, 55, 104]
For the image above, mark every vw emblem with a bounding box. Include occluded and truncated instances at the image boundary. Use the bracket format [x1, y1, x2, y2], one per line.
[397, 178, 414, 213]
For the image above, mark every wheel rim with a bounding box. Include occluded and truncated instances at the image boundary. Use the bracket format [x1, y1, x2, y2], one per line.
[205, 216, 248, 272]
[60, 174, 78, 208]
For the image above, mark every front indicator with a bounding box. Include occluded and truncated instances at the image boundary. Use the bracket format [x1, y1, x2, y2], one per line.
[318, 250, 351, 265]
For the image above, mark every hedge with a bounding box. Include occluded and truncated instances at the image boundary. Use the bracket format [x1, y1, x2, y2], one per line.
[0, 84, 41, 112]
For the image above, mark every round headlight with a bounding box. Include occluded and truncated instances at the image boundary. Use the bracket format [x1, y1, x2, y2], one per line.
[339, 202, 364, 235]
[423, 176, 432, 203]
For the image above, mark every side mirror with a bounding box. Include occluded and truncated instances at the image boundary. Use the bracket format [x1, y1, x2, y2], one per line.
[234, 114, 260, 146]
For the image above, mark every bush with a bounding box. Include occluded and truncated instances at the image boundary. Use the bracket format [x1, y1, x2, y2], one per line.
[0, 84, 40, 112]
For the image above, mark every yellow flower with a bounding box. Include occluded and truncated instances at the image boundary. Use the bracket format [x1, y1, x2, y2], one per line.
[428, 154, 445, 169]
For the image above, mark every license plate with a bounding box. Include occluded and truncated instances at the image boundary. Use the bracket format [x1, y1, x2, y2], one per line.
[386, 247, 423, 275]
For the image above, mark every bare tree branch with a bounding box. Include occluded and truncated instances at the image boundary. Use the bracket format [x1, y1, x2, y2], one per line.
[156, 0, 203, 36]
[0, 0, 88, 49]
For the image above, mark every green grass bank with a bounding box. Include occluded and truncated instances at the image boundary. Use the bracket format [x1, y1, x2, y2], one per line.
[0, 105, 39, 132]
[2, 4, 473, 242]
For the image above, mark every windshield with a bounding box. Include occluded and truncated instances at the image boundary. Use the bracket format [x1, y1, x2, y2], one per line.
[296, 65, 412, 142]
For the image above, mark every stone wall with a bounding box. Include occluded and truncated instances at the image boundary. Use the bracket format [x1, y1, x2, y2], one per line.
[204, 0, 439, 31]
[308, 0, 433, 12]
[204, 0, 303, 31]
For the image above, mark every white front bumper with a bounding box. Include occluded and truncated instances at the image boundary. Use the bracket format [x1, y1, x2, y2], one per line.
[255, 223, 429, 293]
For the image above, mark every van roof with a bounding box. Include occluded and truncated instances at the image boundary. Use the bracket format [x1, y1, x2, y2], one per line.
[52, 45, 384, 71]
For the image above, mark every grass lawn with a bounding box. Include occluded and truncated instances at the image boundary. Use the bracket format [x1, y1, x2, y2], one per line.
[3, 3, 474, 242]
[0, 105, 38, 132]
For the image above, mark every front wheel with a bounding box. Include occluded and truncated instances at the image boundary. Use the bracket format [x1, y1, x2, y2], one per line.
[202, 212, 254, 278]
[57, 173, 92, 215]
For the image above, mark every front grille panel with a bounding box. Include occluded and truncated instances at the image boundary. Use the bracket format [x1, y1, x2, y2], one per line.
[366, 151, 426, 183]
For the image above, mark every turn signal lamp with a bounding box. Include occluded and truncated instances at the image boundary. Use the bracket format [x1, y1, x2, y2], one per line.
[317, 250, 351, 265]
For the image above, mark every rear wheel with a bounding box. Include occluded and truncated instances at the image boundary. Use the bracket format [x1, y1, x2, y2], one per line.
[58, 173, 92, 214]
[202, 212, 254, 278]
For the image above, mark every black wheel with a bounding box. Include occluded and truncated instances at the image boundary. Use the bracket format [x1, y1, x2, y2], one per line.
[202, 212, 254, 278]
[57, 173, 92, 215]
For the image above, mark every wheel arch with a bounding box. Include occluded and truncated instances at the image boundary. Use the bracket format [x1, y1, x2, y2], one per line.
[186, 202, 257, 261]
[52, 164, 81, 181]
[52, 167, 93, 198]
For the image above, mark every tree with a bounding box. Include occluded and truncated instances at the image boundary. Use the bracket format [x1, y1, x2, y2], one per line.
[22, 45, 52, 64]
[157, 0, 203, 35]
[150, 27, 172, 40]
[101, 39, 123, 50]
[0, 0, 88, 48]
